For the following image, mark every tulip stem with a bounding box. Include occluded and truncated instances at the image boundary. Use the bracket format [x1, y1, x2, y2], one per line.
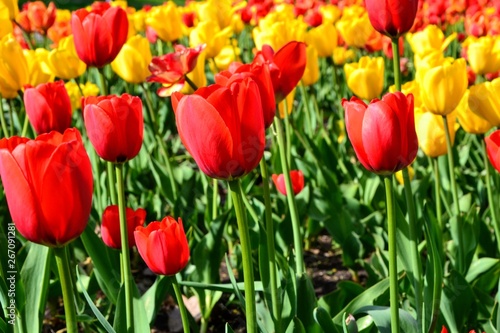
[115, 163, 134, 331]
[433, 158, 443, 229]
[8, 99, 14, 137]
[141, 83, 158, 130]
[228, 179, 257, 333]
[442, 116, 464, 274]
[21, 113, 29, 138]
[97, 67, 108, 96]
[54, 246, 78, 333]
[172, 275, 191, 333]
[184, 75, 198, 92]
[274, 116, 305, 276]
[402, 168, 423, 329]
[283, 102, 292, 165]
[482, 138, 500, 253]
[391, 38, 402, 91]
[260, 158, 282, 332]
[384, 176, 399, 333]
[107, 161, 117, 205]
[298, 83, 313, 137]
[212, 178, 218, 220]
[0, 95, 9, 138]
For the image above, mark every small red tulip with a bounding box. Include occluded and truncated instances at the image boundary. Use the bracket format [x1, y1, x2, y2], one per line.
[365, 0, 419, 38]
[17, 1, 57, 34]
[272, 170, 305, 195]
[171, 78, 265, 180]
[101, 205, 146, 249]
[24, 80, 72, 135]
[253, 41, 307, 103]
[441, 327, 448, 333]
[134, 216, 190, 276]
[71, 5, 128, 67]
[0, 128, 93, 247]
[485, 130, 500, 173]
[342, 92, 418, 175]
[83, 94, 143, 163]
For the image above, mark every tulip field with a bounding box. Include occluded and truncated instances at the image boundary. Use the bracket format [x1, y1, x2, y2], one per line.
[3, 0, 500, 332]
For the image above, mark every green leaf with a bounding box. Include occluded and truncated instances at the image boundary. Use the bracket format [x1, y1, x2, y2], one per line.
[440, 270, 475, 332]
[296, 273, 321, 333]
[20, 243, 51, 333]
[466, 258, 499, 283]
[354, 306, 419, 333]
[225, 323, 235, 333]
[179, 280, 264, 293]
[285, 317, 306, 333]
[113, 282, 150, 333]
[141, 275, 171, 325]
[313, 306, 338, 333]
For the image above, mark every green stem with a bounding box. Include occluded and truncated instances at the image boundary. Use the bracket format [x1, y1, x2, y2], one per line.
[107, 161, 117, 205]
[259, 158, 282, 332]
[298, 83, 313, 137]
[0, 95, 9, 138]
[54, 246, 78, 333]
[227, 179, 257, 333]
[391, 38, 402, 91]
[384, 176, 399, 333]
[115, 163, 134, 331]
[274, 116, 305, 276]
[433, 158, 443, 229]
[97, 67, 108, 95]
[442, 116, 464, 273]
[402, 168, 422, 329]
[482, 138, 500, 253]
[156, 134, 178, 200]
[21, 112, 29, 137]
[283, 102, 292, 165]
[172, 276, 191, 333]
[8, 99, 14, 137]
[141, 83, 158, 132]
[184, 75, 199, 92]
[212, 178, 218, 221]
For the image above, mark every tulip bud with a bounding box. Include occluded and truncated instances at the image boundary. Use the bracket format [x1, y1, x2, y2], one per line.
[272, 170, 305, 195]
[101, 205, 146, 249]
[365, 0, 418, 38]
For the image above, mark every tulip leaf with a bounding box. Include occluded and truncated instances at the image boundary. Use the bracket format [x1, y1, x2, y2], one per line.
[440, 270, 475, 332]
[354, 305, 419, 333]
[296, 273, 321, 333]
[465, 258, 500, 283]
[20, 243, 51, 333]
[141, 275, 171, 325]
[114, 282, 150, 333]
[225, 323, 235, 333]
[285, 317, 306, 333]
[313, 306, 338, 333]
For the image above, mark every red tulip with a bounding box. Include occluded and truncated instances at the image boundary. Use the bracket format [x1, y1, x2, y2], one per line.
[272, 170, 305, 195]
[365, 0, 418, 38]
[101, 205, 146, 249]
[171, 78, 265, 180]
[83, 94, 143, 163]
[342, 92, 418, 175]
[24, 80, 72, 135]
[485, 130, 500, 173]
[71, 5, 128, 67]
[441, 327, 448, 333]
[18, 1, 57, 34]
[0, 128, 93, 247]
[253, 41, 307, 103]
[215, 62, 275, 128]
[134, 216, 190, 276]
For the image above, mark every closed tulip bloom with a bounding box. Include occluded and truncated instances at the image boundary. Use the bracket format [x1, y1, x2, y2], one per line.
[332, 47, 355, 66]
[24, 81, 72, 134]
[172, 78, 265, 180]
[0, 128, 93, 247]
[415, 107, 458, 157]
[306, 22, 338, 57]
[335, 5, 374, 48]
[111, 35, 151, 84]
[71, 6, 128, 68]
[419, 57, 467, 116]
[468, 78, 500, 126]
[134, 216, 190, 276]
[465, 36, 500, 75]
[344, 56, 385, 101]
[365, 0, 418, 38]
[456, 90, 493, 134]
[252, 11, 307, 51]
[23, 48, 53, 87]
[389, 80, 422, 107]
[1, 0, 19, 20]
[342, 92, 418, 175]
[485, 130, 500, 173]
[145, 2, 182, 42]
[25, 1, 57, 34]
[45, 35, 86, 80]
[406, 25, 456, 58]
[83, 94, 143, 163]
[213, 43, 241, 71]
[272, 170, 305, 195]
[101, 205, 146, 249]
[190, 21, 232, 59]
[0, 34, 29, 99]
[302, 45, 319, 86]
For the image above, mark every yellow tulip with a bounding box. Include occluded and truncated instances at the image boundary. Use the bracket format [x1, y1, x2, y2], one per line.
[253, 11, 307, 51]
[111, 35, 151, 84]
[0, 0, 18, 20]
[190, 21, 232, 59]
[145, 2, 183, 42]
[65, 81, 100, 111]
[389, 80, 422, 108]
[180, 50, 206, 94]
[319, 4, 341, 24]
[278, 88, 296, 119]
[45, 35, 86, 80]
[0, 34, 29, 99]
[465, 36, 500, 75]
[213, 42, 240, 72]
[302, 45, 319, 86]
[0, 5, 12, 39]
[335, 5, 374, 48]
[332, 47, 355, 66]
[24, 48, 53, 87]
[415, 107, 459, 158]
[55, 9, 71, 22]
[468, 78, 500, 126]
[197, 0, 232, 30]
[130, 9, 147, 32]
[418, 57, 467, 116]
[344, 56, 384, 101]
[406, 25, 456, 58]
[307, 22, 338, 58]
[456, 90, 493, 134]
[413, 49, 444, 72]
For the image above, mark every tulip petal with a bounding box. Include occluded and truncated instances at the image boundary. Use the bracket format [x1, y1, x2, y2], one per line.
[343, 97, 371, 171]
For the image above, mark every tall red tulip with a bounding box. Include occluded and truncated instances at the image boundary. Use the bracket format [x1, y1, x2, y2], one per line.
[101, 205, 146, 249]
[24, 80, 72, 135]
[171, 78, 265, 180]
[485, 130, 500, 173]
[71, 5, 128, 68]
[83, 94, 143, 163]
[272, 170, 305, 195]
[134, 216, 190, 276]
[253, 41, 307, 103]
[342, 92, 418, 175]
[0, 128, 93, 247]
[365, 0, 419, 38]
[215, 62, 275, 128]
